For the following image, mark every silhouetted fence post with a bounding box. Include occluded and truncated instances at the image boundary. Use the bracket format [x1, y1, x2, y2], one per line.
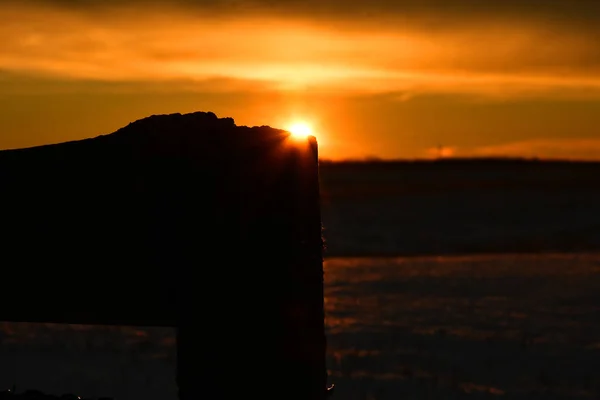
[0, 113, 327, 400]
[174, 135, 327, 400]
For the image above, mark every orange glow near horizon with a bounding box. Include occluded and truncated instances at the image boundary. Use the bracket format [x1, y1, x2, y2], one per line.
[1, 2, 600, 160]
[2, 4, 600, 96]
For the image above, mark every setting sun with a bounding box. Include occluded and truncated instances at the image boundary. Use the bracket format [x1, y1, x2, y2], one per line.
[287, 122, 313, 139]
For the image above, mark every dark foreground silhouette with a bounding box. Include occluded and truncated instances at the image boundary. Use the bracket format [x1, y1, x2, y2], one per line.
[0, 388, 110, 400]
[0, 112, 327, 400]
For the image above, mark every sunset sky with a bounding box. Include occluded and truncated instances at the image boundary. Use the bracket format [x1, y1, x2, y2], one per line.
[1, 0, 600, 160]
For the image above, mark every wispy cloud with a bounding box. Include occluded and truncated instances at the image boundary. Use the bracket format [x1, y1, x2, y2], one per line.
[430, 139, 600, 161]
[425, 146, 458, 158]
[469, 138, 600, 160]
[2, 3, 600, 98]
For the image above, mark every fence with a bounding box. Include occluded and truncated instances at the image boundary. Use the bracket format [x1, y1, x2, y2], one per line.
[0, 113, 328, 400]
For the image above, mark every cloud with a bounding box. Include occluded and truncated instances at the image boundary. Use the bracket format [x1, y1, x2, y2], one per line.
[0, 70, 275, 95]
[425, 146, 458, 158]
[2, 2, 600, 98]
[464, 138, 600, 160]
[8, 0, 600, 27]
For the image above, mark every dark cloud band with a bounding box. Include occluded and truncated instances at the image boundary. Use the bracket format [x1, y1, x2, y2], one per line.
[8, 0, 600, 23]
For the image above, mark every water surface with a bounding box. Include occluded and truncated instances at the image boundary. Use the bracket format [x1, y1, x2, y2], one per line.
[1, 253, 599, 399]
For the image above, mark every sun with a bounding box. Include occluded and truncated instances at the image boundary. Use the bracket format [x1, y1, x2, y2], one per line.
[287, 121, 313, 139]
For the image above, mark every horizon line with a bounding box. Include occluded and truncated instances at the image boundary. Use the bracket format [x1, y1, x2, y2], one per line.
[319, 156, 600, 164]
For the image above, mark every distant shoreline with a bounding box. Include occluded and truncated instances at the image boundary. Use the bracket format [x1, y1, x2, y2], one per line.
[319, 157, 600, 165]
[323, 247, 600, 260]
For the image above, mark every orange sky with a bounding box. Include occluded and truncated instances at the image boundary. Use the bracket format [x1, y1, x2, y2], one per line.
[1, 0, 600, 159]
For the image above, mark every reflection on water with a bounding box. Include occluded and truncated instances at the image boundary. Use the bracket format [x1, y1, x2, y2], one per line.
[0, 323, 176, 400]
[325, 253, 600, 399]
[0, 253, 599, 399]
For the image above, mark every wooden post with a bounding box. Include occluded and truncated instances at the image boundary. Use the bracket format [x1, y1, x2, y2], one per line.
[174, 134, 327, 400]
[0, 112, 327, 400]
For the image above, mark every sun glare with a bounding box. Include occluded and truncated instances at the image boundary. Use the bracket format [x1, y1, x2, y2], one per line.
[287, 122, 313, 139]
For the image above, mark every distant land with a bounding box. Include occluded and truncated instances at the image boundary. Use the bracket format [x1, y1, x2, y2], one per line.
[319, 157, 600, 257]
[320, 157, 600, 165]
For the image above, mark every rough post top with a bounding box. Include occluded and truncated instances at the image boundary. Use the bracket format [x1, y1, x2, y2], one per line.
[0, 111, 317, 156]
